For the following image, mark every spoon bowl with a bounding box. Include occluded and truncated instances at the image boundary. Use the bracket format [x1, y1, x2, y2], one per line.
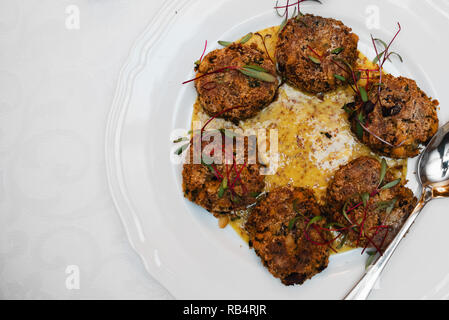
[418, 122, 449, 196]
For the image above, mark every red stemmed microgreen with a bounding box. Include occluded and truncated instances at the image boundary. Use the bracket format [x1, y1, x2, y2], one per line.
[275, 0, 322, 18]
[331, 58, 360, 91]
[255, 32, 274, 64]
[182, 65, 276, 85]
[305, 225, 340, 253]
[307, 45, 323, 64]
[173, 105, 252, 203]
[194, 40, 208, 70]
[334, 23, 404, 147]
[275, 0, 322, 31]
[290, 159, 402, 258]
[183, 66, 240, 85]
[218, 32, 254, 47]
[372, 23, 403, 68]
[289, 212, 340, 253]
[371, 22, 403, 98]
[357, 119, 400, 147]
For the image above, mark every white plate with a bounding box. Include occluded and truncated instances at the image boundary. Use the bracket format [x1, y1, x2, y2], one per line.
[106, 0, 449, 299]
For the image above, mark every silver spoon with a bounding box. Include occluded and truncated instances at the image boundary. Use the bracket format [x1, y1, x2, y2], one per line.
[345, 121, 449, 300]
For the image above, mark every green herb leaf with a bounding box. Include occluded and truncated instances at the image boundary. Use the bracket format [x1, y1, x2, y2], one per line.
[357, 112, 365, 125]
[331, 47, 344, 54]
[218, 40, 232, 47]
[291, 200, 307, 229]
[288, 216, 301, 231]
[342, 201, 353, 224]
[334, 74, 346, 82]
[377, 200, 393, 210]
[289, 7, 299, 20]
[201, 155, 216, 174]
[333, 57, 360, 86]
[174, 143, 189, 155]
[374, 38, 388, 50]
[361, 192, 370, 207]
[239, 32, 253, 44]
[372, 51, 385, 65]
[306, 216, 323, 230]
[239, 67, 276, 82]
[381, 178, 401, 190]
[359, 86, 368, 102]
[386, 199, 397, 215]
[218, 178, 228, 198]
[388, 51, 403, 63]
[279, 15, 288, 32]
[242, 65, 267, 72]
[309, 56, 321, 64]
[356, 121, 364, 139]
[379, 158, 387, 186]
[366, 251, 378, 268]
[337, 233, 349, 249]
[249, 192, 261, 198]
[202, 163, 215, 175]
[377, 198, 397, 215]
[173, 137, 189, 144]
[356, 112, 365, 139]
[222, 177, 228, 189]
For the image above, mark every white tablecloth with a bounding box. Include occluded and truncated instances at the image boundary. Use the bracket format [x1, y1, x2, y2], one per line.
[0, 0, 173, 299]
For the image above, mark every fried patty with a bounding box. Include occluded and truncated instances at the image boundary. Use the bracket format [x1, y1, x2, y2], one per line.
[246, 187, 331, 286]
[326, 157, 416, 249]
[195, 43, 278, 123]
[276, 14, 359, 94]
[350, 74, 439, 158]
[182, 133, 265, 217]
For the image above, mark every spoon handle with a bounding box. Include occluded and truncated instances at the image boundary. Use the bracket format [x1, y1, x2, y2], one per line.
[344, 188, 431, 300]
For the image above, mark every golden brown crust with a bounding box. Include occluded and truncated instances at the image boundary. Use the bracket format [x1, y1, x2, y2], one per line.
[327, 157, 383, 207]
[246, 187, 330, 285]
[182, 134, 265, 217]
[276, 14, 359, 94]
[325, 157, 417, 249]
[351, 74, 439, 158]
[195, 43, 278, 123]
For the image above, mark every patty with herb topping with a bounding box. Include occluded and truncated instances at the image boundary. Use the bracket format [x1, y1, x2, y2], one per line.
[246, 187, 331, 286]
[325, 157, 416, 250]
[182, 133, 265, 217]
[275, 14, 359, 94]
[349, 74, 439, 158]
[195, 43, 278, 123]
